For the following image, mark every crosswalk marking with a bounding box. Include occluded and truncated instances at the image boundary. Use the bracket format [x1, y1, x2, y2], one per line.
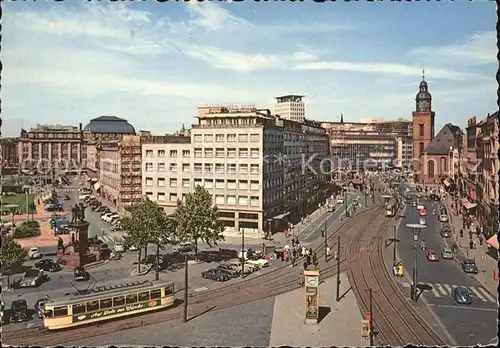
[476, 287, 495, 302]
[430, 286, 440, 297]
[435, 283, 447, 296]
[469, 287, 486, 302]
[443, 284, 452, 293]
[99, 232, 126, 244]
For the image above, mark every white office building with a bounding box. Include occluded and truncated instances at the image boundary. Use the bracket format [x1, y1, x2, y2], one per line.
[273, 95, 306, 123]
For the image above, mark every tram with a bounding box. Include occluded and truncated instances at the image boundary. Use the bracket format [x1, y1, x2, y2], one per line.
[385, 197, 397, 217]
[43, 279, 175, 330]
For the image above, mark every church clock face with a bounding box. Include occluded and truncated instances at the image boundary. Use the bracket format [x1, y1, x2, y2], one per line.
[417, 100, 430, 112]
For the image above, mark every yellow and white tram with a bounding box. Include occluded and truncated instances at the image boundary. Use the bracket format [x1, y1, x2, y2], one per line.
[43, 279, 175, 330]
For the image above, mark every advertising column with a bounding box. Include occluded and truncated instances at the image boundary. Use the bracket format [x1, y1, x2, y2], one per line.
[304, 270, 320, 324]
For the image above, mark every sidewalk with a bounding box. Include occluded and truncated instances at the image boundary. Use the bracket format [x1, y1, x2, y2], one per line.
[442, 195, 498, 296]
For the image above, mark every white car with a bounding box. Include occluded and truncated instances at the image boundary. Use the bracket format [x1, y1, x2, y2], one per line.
[336, 198, 345, 204]
[28, 247, 43, 260]
[417, 204, 425, 210]
[419, 218, 427, 226]
[128, 245, 138, 251]
[228, 259, 252, 274]
[114, 241, 125, 253]
[106, 214, 120, 223]
[244, 262, 259, 272]
[439, 215, 449, 222]
[101, 213, 113, 222]
[247, 259, 269, 268]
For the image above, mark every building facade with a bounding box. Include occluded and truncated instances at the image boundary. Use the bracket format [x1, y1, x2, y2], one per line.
[98, 135, 143, 213]
[142, 105, 330, 238]
[461, 117, 481, 207]
[17, 124, 85, 174]
[273, 95, 306, 123]
[0, 138, 20, 174]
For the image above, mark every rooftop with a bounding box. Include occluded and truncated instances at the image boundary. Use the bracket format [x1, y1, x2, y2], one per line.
[424, 123, 462, 155]
[84, 116, 136, 134]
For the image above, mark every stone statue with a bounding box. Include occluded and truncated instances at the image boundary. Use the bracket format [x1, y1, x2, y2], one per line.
[78, 202, 85, 221]
[71, 204, 78, 223]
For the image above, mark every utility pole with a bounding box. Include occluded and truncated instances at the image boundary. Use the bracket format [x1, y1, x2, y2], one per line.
[392, 224, 397, 266]
[323, 220, 328, 262]
[335, 235, 341, 301]
[344, 188, 348, 217]
[413, 232, 418, 302]
[241, 229, 245, 276]
[183, 254, 188, 322]
[369, 288, 374, 346]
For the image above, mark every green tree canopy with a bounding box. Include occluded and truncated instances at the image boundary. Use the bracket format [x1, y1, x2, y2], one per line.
[174, 185, 225, 258]
[0, 234, 28, 273]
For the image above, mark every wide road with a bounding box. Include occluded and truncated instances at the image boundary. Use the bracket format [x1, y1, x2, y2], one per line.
[397, 194, 497, 346]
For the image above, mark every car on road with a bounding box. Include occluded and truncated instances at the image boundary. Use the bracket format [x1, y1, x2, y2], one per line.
[438, 214, 449, 222]
[20, 268, 45, 287]
[216, 264, 240, 277]
[416, 204, 424, 210]
[35, 297, 49, 318]
[440, 228, 451, 238]
[441, 247, 453, 259]
[452, 285, 472, 304]
[419, 208, 427, 216]
[55, 225, 70, 235]
[419, 218, 427, 226]
[28, 247, 43, 259]
[336, 198, 345, 204]
[228, 259, 253, 275]
[244, 261, 259, 272]
[114, 241, 125, 253]
[462, 259, 478, 274]
[128, 244, 138, 251]
[74, 265, 90, 281]
[425, 249, 439, 261]
[35, 259, 61, 272]
[412, 201, 417, 207]
[10, 299, 28, 323]
[201, 268, 232, 281]
[247, 258, 269, 269]
[63, 194, 71, 200]
[173, 242, 193, 253]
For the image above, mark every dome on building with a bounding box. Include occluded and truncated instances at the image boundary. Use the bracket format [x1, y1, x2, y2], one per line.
[415, 79, 431, 102]
[84, 116, 136, 134]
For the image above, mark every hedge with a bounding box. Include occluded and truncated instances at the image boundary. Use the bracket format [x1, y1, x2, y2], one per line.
[13, 221, 41, 238]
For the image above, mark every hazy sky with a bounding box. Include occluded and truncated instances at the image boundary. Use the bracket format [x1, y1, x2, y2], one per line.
[2, 1, 497, 137]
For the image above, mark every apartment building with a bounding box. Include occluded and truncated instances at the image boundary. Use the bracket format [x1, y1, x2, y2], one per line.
[98, 135, 142, 213]
[142, 105, 330, 238]
[0, 138, 20, 174]
[18, 124, 85, 174]
[460, 116, 481, 207]
[273, 95, 306, 123]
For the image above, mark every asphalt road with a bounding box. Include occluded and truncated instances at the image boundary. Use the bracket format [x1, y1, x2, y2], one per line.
[397, 196, 497, 346]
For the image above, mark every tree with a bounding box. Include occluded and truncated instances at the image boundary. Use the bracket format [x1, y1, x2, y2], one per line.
[174, 185, 225, 259]
[121, 199, 176, 278]
[0, 234, 28, 286]
[29, 202, 36, 222]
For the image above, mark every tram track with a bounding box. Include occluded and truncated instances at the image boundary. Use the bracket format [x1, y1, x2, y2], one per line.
[347, 218, 446, 346]
[4, 206, 383, 346]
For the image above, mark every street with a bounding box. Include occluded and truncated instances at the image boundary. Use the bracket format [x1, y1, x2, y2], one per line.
[397, 195, 497, 346]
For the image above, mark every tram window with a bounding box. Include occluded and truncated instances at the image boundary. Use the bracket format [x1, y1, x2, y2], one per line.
[44, 309, 53, 318]
[72, 304, 86, 315]
[126, 294, 138, 304]
[53, 306, 69, 317]
[100, 298, 113, 309]
[150, 289, 161, 299]
[138, 291, 150, 302]
[113, 296, 125, 307]
[164, 285, 174, 295]
[86, 300, 99, 312]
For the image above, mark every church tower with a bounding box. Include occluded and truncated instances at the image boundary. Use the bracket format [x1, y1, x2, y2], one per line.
[412, 72, 435, 176]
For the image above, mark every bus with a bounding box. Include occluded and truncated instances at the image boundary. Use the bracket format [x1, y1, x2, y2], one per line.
[385, 198, 397, 217]
[43, 279, 175, 330]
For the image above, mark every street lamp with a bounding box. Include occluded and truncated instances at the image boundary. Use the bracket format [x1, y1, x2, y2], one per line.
[406, 223, 426, 302]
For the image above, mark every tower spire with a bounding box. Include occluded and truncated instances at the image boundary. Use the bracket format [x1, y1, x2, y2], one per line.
[340, 112, 344, 124]
[422, 66, 425, 81]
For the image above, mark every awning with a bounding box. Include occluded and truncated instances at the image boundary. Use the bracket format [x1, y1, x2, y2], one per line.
[443, 180, 450, 187]
[486, 233, 499, 250]
[273, 212, 290, 220]
[463, 202, 477, 210]
[94, 182, 101, 191]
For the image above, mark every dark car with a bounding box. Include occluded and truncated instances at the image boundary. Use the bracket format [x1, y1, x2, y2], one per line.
[35, 259, 61, 272]
[216, 264, 240, 277]
[63, 195, 71, 200]
[452, 285, 472, 304]
[440, 229, 451, 238]
[199, 250, 221, 263]
[74, 265, 90, 281]
[10, 299, 28, 323]
[218, 248, 238, 260]
[201, 269, 231, 281]
[462, 259, 478, 274]
[35, 298, 49, 318]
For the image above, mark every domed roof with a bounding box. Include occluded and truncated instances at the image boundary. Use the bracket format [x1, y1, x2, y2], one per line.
[416, 79, 431, 101]
[84, 116, 136, 134]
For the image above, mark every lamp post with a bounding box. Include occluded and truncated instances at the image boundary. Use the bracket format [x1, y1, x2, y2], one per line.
[406, 223, 426, 302]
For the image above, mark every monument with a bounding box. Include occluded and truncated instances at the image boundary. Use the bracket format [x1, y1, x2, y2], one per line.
[304, 269, 320, 324]
[67, 203, 91, 267]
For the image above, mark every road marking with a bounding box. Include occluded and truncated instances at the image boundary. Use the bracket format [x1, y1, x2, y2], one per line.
[427, 304, 497, 312]
[443, 284, 452, 294]
[193, 287, 208, 292]
[435, 283, 447, 296]
[469, 287, 487, 302]
[429, 284, 441, 297]
[476, 287, 496, 303]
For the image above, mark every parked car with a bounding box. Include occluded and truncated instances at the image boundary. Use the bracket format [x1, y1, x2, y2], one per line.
[10, 299, 28, 323]
[462, 259, 478, 274]
[247, 258, 269, 268]
[216, 264, 240, 277]
[425, 249, 439, 261]
[441, 247, 453, 259]
[28, 247, 43, 260]
[244, 261, 259, 272]
[440, 229, 451, 238]
[114, 241, 125, 253]
[452, 285, 472, 304]
[55, 225, 70, 235]
[35, 259, 61, 272]
[200, 250, 222, 263]
[74, 265, 90, 281]
[201, 269, 231, 281]
[438, 214, 449, 222]
[35, 297, 49, 318]
[227, 259, 252, 275]
[173, 242, 193, 253]
[336, 198, 345, 204]
[20, 269, 45, 287]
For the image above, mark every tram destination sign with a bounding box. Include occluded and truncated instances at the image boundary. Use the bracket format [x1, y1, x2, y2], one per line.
[72, 300, 158, 323]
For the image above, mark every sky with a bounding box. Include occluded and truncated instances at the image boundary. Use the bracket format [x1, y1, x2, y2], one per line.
[2, 1, 498, 137]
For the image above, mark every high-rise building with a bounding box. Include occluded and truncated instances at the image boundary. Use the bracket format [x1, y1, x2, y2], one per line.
[273, 95, 306, 123]
[142, 105, 330, 238]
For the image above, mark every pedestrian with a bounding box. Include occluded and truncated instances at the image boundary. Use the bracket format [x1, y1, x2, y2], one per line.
[469, 231, 473, 239]
[309, 247, 313, 256]
[306, 248, 310, 256]
[479, 235, 483, 246]
[469, 239, 474, 249]
[71, 233, 75, 246]
[292, 248, 297, 259]
[303, 261, 308, 271]
[101, 227, 105, 236]
[292, 256, 296, 267]
[292, 239, 295, 248]
[460, 229, 463, 238]
[306, 254, 311, 265]
[295, 237, 299, 246]
[392, 265, 397, 276]
[302, 246, 306, 256]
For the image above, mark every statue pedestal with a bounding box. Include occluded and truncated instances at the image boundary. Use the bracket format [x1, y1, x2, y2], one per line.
[69, 220, 90, 267]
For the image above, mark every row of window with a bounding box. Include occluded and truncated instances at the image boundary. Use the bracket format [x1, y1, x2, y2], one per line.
[148, 192, 260, 206]
[45, 286, 173, 318]
[145, 178, 261, 190]
[426, 158, 447, 177]
[144, 162, 261, 175]
[193, 133, 261, 143]
[145, 148, 262, 159]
